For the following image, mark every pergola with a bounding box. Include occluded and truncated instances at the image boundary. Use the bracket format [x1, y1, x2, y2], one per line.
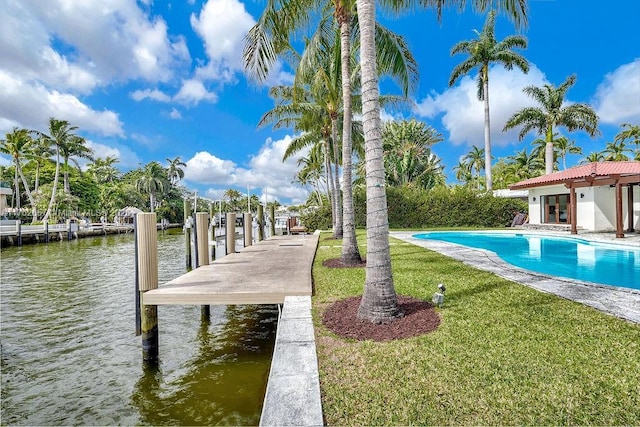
[509, 161, 640, 238]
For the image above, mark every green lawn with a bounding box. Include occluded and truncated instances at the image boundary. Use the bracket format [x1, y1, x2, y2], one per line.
[312, 232, 640, 426]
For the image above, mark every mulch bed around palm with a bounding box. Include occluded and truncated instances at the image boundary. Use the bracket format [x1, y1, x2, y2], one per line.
[322, 295, 440, 342]
[322, 257, 367, 268]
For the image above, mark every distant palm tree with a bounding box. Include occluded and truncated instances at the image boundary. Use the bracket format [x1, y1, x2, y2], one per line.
[581, 151, 605, 164]
[449, 9, 528, 191]
[166, 156, 186, 185]
[453, 160, 473, 185]
[136, 162, 168, 213]
[506, 147, 543, 179]
[602, 140, 631, 161]
[463, 146, 486, 190]
[89, 156, 120, 183]
[29, 134, 54, 195]
[60, 135, 94, 193]
[614, 123, 640, 160]
[37, 118, 80, 223]
[504, 75, 600, 174]
[555, 135, 582, 169]
[0, 128, 37, 219]
[223, 189, 243, 212]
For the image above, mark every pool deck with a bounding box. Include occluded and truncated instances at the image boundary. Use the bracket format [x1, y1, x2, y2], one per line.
[390, 230, 640, 324]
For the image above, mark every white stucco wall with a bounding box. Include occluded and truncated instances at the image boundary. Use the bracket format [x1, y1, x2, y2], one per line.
[527, 184, 640, 232]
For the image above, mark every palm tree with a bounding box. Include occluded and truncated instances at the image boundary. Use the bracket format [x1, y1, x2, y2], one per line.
[581, 151, 605, 164]
[224, 189, 243, 212]
[453, 160, 473, 185]
[0, 128, 37, 220]
[382, 119, 445, 188]
[29, 134, 54, 195]
[602, 140, 631, 161]
[136, 162, 168, 213]
[614, 123, 640, 161]
[60, 135, 94, 193]
[36, 118, 80, 223]
[449, 9, 528, 191]
[555, 135, 582, 169]
[354, 0, 527, 323]
[245, 0, 417, 267]
[462, 145, 486, 190]
[506, 147, 543, 180]
[166, 156, 187, 185]
[88, 156, 120, 183]
[503, 75, 600, 175]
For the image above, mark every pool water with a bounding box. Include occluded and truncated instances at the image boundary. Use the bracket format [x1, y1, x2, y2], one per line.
[413, 232, 640, 290]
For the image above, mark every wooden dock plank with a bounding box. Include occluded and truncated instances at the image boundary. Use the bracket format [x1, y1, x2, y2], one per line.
[142, 232, 319, 306]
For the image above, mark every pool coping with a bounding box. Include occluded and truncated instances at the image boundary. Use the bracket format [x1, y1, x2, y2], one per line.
[390, 231, 640, 325]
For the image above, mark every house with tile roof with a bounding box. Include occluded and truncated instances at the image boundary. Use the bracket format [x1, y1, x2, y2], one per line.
[509, 161, 640, 238]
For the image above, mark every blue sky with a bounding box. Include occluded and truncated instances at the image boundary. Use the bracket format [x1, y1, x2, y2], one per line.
[1, 0, 639, 205]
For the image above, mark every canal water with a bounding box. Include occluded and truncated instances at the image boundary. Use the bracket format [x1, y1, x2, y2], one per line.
[1, 230, 278, 426]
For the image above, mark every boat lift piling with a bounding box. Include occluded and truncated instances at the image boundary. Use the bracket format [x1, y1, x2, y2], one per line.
[257, 205, 264, 241]
[225, 213, 236, 255]
[195, 212, 211, 321]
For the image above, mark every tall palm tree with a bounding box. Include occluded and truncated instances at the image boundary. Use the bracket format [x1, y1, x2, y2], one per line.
[166, 156, 187, 185]
[354, 0, 528, 323]
[29, 133, 54, 195]
[503, 75, 600, 174]
[453, 160, 473, 185]
[224, 189, 243, 212]
[35, 118, 80, 223]
[614, 123, 640, 161]
[449, 9, 528, 191]
[88, 156, 120, 183]
[0, 128, 37, 220]
[136, 162, 168, 213]
[244, 0, 417, 266]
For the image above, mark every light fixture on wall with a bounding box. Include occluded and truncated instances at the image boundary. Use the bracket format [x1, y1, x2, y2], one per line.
[580, 193, 585, 199]
[532, 196, 537, 201]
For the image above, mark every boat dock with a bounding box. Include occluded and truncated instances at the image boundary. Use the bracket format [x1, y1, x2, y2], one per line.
[142, 232, 318, 306]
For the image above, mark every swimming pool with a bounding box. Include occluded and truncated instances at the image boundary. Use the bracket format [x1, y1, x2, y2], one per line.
[413, 231, 640, 290]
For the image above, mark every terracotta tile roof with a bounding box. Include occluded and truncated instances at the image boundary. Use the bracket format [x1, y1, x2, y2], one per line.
[509, 161, 640, 189]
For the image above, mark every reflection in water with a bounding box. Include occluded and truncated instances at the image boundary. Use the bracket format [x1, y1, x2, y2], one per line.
[1, 230, 277, 426]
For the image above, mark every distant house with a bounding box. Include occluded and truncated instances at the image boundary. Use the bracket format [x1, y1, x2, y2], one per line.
[0, 185, 12, 215]
[115, 206, 143, 225]
[509, 161, 640, 238]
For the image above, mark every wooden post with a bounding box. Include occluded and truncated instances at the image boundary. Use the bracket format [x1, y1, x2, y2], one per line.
[136, 212, 159, 362]
[627, 185, 635, 232]
[226, 212, 236, 254]
[244, 213, 252, 247]
[210, 202, 216, 261]
[195, 212, 210, 321]
[570, 186, 577, 235]
[44, 221, 49, 243]
[269, 205, 275, 237]
[184, 199, 192, 268]
[616, 180, 624, 238]
[66, 219, 71, 241]
[257, 204, 264, 241]
[16, 220, 22, 246]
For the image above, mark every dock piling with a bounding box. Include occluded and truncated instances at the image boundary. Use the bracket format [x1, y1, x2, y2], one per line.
[269, 205, 275, 237]
[244, 213, 252, 247]
[184, 199, 192, 269]
[195, 212, 211, 320]
[225, 213, 236, 254]
[44, 221, 49, 243]
[136, 212, 159, 362]
[257, 205, 264, 241]
[17, 220, 22, 246]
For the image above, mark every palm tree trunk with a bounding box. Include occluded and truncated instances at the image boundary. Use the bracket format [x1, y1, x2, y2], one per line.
[41, 147, 61, 223]
[331, 119, 343, 239]
[13, 165, 19, 210]
[355, 0, 400, 323]
[545, 127, 554, 175]
[17, 166, 37, 222]
[324, 140, 336, 229]
[483, 67, 492, 191]
[339, 15, 361, 264]
[150, 194, 155, 213]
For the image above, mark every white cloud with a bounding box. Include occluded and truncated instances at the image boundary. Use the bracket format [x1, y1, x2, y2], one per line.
[415, 64, 548, 147]
[593, 59, 640, 125]
[184, 135, 310, 204]
[131, 88, 171, 102]
[168, 108, 183, 120]
[0, 70, 124, 137]
[174, 79, 218, 105]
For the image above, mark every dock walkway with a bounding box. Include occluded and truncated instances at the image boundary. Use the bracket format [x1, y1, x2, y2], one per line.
[143, 232, 319, 306]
